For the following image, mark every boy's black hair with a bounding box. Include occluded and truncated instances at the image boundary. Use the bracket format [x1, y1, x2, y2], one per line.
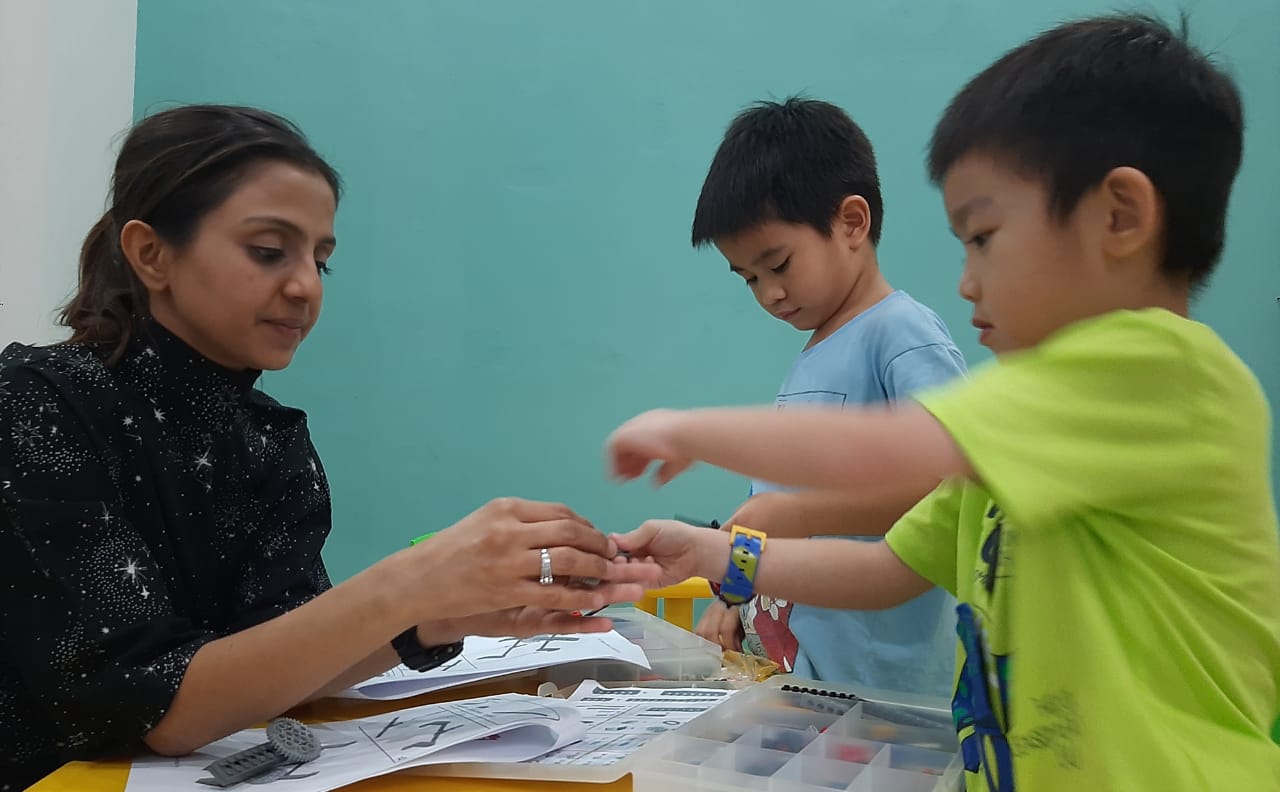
[692, 97, 883, 248]
[928, 13, 1243, 288]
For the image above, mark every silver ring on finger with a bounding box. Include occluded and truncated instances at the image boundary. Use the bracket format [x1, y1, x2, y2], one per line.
[538, 547, 554, 585]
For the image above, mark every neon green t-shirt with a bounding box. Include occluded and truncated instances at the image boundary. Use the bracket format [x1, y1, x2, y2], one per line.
[885, 308, 1280, 792]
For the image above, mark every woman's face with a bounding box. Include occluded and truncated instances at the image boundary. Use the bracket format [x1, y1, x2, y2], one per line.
[133, 160, 338, 371]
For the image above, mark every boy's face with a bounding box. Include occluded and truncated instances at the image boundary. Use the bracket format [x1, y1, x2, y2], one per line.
[715, 220, 863, 336]
[942, 152, 1114, 355]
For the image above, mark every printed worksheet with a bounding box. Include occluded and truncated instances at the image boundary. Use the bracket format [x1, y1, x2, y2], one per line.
[337, 631, 650, 700]
[529, 680, 737, 767]
[124, 693, 585, 792]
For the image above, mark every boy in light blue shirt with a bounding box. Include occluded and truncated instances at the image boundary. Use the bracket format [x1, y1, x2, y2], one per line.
[689, 97, 964, 696]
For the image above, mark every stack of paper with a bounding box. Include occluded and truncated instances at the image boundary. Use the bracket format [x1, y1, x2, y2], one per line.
[531, 680, 736, 766]
[403, 679, 740, 782]
[125, 693, 586, 792]
[337, 630, 650, 701]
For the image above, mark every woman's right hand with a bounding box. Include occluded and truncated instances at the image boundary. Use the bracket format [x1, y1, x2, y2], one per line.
[694, 600, 743, 652]
[394, 498, 661, 622]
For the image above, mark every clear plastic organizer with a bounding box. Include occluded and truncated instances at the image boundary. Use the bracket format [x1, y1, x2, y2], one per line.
[633, 677, 964, 792]
[538, 605, 724, 686]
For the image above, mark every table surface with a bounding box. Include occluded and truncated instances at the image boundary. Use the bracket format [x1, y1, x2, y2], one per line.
[30, 677, 634, 792]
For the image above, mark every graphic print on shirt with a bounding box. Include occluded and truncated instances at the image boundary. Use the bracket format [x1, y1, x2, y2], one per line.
[954, 502, 1090, 789]
[953, 502, 1015, 791]
[739, 593, 799, 672]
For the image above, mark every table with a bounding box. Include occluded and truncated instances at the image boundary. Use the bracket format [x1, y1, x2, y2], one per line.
[30, 677, 634, 792]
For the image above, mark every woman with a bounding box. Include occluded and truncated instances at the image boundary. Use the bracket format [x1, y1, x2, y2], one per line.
[0, 104, 656, 788]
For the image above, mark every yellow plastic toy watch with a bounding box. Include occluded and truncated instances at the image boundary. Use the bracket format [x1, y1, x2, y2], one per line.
[713, 524, 767, 606]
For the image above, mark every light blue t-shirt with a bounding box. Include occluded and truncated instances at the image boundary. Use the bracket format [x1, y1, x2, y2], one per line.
[751, 290, 965, 697]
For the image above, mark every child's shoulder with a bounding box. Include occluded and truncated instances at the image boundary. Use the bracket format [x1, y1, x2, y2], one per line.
[831, 291, 960, 353]
[866, 290, 949, 324]
[1049, 309, 1256, 386]
[1000, 309, 1268, 441]
[848, 290, 949, 330]
[804, 292, 966, 397]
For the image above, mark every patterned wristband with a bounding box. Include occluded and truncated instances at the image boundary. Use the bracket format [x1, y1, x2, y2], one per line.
[716, 525, 766, 606]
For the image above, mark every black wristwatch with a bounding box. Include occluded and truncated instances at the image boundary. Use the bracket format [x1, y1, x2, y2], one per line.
[391, 628, 464, 672]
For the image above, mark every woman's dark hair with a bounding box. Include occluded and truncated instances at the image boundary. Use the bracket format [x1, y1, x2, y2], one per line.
[60, 104, 342, 363]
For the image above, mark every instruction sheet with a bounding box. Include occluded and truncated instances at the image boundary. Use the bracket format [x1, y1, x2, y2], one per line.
[124, 693, 585, 792]
[338, 631, 650, 700]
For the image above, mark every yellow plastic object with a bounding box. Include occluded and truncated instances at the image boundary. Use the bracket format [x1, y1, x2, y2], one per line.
[635, 577, 712, 631]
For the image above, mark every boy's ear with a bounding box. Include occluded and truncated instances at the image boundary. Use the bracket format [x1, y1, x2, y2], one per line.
[1098, 166, 1160, 264]
[119, 219, 172, 292]
[834, 195, 873, 248]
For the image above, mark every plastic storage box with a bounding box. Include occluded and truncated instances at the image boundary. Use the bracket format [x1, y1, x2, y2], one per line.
[538, 605, 724, 686]
[633, 677, 964, 792]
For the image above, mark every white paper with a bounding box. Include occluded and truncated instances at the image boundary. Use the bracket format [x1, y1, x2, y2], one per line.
[337, 631, 650, 701]
[124, 693, 585, 792]
[528, 680, 737, 767]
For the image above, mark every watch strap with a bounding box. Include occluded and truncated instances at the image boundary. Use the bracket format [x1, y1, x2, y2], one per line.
[717, 524, 766, 606]
[392, 627, 465, 672]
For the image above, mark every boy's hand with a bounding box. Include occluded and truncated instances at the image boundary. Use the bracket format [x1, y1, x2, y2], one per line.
[606, 409, 694, 485]
[613, 519, 724, 587]
[695, 600, 743, 652]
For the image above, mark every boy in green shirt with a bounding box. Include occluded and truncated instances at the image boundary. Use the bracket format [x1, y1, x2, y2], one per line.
[605, 13, 1280, 791]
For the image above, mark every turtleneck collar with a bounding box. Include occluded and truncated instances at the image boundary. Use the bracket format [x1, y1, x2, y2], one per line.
[123, 316, 262, 399]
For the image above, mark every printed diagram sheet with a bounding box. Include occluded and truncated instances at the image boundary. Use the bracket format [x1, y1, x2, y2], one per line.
[530, 681, 737, 767]
[124, 693, 585, 792]
[337, 631, 650, 700]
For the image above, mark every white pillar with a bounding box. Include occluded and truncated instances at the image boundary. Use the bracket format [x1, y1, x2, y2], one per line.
[0, 0, 137, 346]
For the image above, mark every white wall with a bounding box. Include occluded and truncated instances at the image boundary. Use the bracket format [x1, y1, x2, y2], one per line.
[0, 0, 137, 346]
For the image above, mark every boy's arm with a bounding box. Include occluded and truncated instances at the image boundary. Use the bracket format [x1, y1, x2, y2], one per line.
[729, 487, 927, 538]
[608, 405, 972, 497]
[753, 535, 934, 609]
[616, 520, 934, 611]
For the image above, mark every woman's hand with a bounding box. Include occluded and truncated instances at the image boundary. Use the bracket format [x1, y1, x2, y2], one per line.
[393, 498, 662, 624]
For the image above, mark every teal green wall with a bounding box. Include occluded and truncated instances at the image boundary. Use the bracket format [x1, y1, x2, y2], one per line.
[135, 0, 1279, 582]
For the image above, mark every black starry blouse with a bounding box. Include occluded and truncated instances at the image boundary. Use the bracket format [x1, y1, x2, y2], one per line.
[0, 318, 333, 788]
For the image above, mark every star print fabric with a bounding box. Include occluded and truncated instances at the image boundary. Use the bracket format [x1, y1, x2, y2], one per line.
[0, 318, 333, 788]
